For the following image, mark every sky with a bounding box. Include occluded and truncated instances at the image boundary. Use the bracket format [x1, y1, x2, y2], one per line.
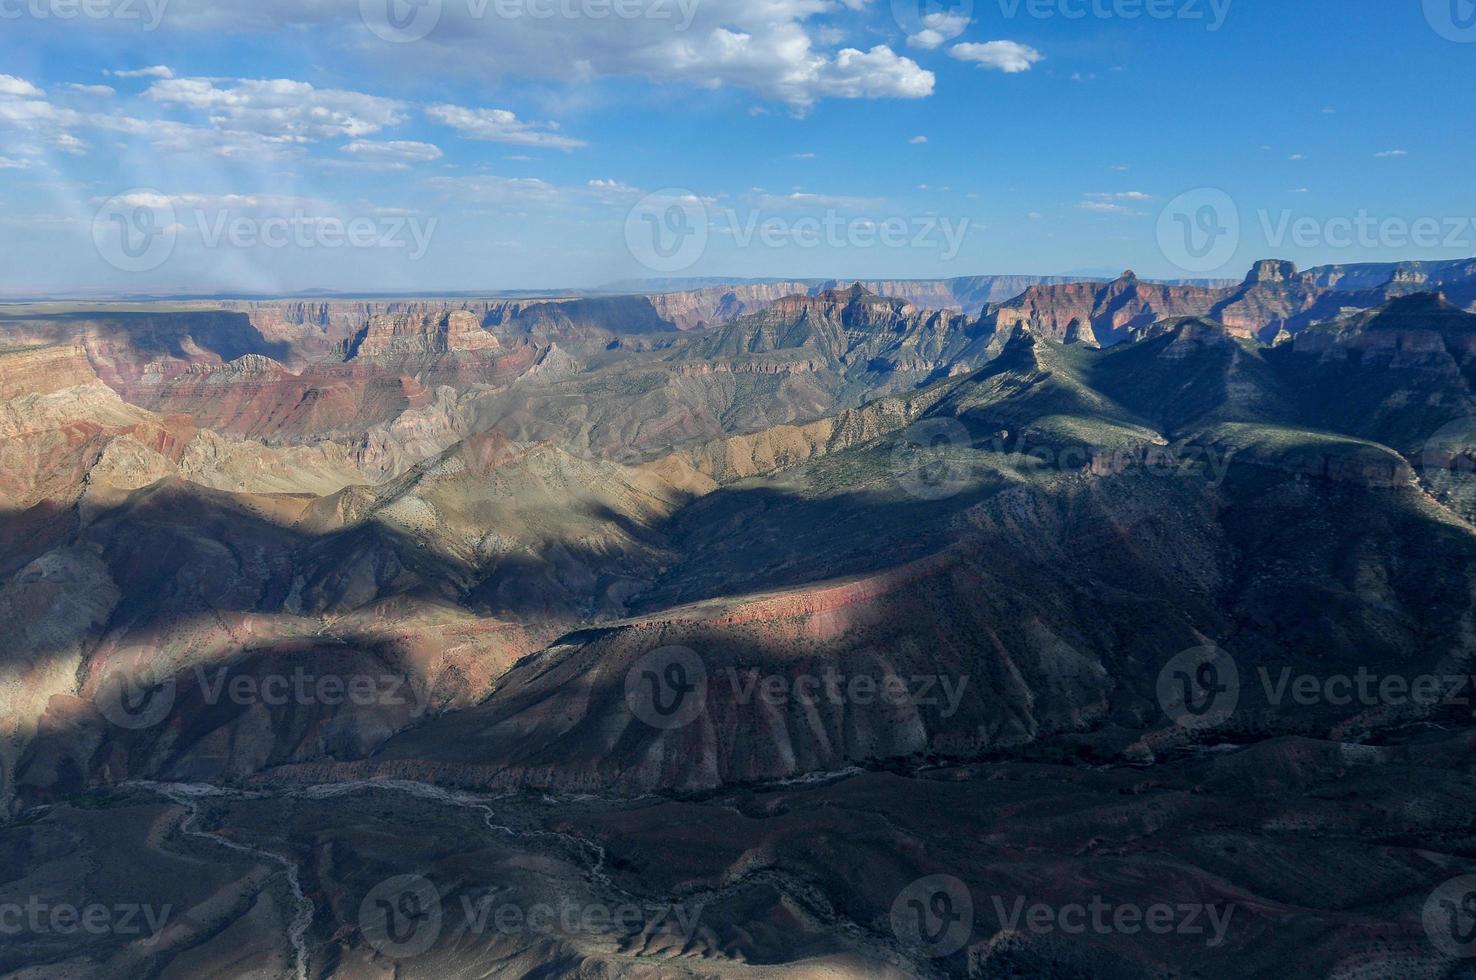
[0, 0, 1473, 295]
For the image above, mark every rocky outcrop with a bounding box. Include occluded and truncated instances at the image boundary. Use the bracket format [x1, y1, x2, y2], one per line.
[0, 344, 97, 399]
[345, 310, 499, 359]
[1293, 292, 1476, 359]
[989, 270, 1225, 345]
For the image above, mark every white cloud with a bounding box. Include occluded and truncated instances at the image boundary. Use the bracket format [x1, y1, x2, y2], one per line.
[146, 77, 406, 142]
[949, 41, 1043, 73]
[84, 1, 932, 110]
[0, 75, 45, 99]
[794, 151, 817, 158]
[0, 73, 309, 161]
[426, 104, 586, 150]
[1078, 194, 1149, 215]
[341, 139, 443, 165]
[51, 133, 88, 155]
[106, 66, 174, 79]
[586, 178, 640, 198]
[909, 135, 927, 144]
[0, 156, 31, 169]
[767, 44, 934, 107]
[428, 174, 566, 208]
[1289, 153, 1305, 160]
[1375, 149, 1407, 158]
[908, 12, 970, 49]
[66, 84, 116, 97]
[758, 190, 887, 210]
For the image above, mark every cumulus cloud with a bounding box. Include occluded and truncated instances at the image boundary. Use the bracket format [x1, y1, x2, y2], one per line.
[949, 40, 1044, 73]
[0, 71, 315, 160]
[341, 139, 444, 166]
[49, 0, 933, 110]
[909, 135, 927, 144]
[907, 12, 970, 49]
[806, 46, 933, 103]
[1375, 149, 1407, 158]
[106, 66, 175, 79]
[757, 190, 888, 210]
[146, 77, 406, 142]
[1078, 193, 1150, 215]
[0, 75, 45, 99]
[66, 84, 117, 97]
[426, 104, 586, 150]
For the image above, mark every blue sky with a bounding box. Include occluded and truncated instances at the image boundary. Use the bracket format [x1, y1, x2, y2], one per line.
[0, 0, 1473, 295]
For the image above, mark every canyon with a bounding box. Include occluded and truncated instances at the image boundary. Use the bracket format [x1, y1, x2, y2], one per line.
[3, 260, 1476, 978]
